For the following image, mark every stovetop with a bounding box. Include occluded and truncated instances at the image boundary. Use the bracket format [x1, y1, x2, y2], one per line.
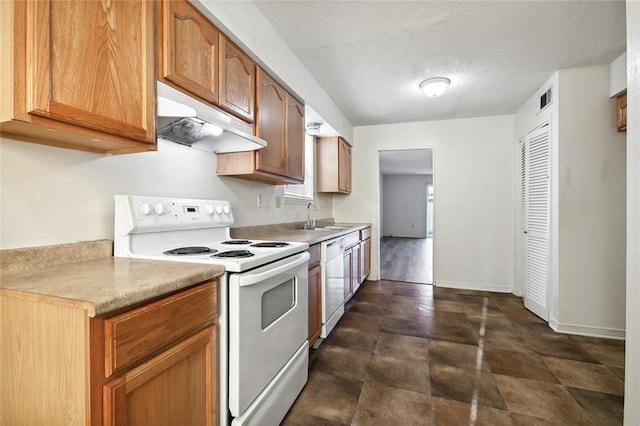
[114, 195, 308, 273]
[130, 238, 307, 272]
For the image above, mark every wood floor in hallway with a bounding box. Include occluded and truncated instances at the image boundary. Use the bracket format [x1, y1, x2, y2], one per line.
[380, 236, 433, 284]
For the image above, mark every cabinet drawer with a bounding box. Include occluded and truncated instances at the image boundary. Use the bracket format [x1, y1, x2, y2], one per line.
[360, 227, 372, 240]
[308, 244, 321, 267]
[104, 281, 217, 377]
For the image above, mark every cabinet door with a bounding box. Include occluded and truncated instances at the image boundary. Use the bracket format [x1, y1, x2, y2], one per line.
[219, 36, 255, 122]
[617, 92, 627, 132]
[103, 327, 217, 426]
[256, 70, 287, 176]
[25, 0, 155, 143]
[351, 244, 361, 294]
[360, 238, 371, 283]
[286, 95, 305, 182]
[343, 249, 353, 302]
[160, 0, 219, 105]
[308, 264, 322, 346]
[338, 139, 352, 193]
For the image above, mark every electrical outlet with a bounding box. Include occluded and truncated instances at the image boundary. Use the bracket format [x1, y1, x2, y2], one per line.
[275, 196, 282, 208]
[257, 193, 263, 208]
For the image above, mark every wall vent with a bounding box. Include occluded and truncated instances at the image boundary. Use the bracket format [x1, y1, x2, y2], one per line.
[538, 87, 553, 113]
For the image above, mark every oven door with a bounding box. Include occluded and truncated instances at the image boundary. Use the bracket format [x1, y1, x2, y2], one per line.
[228, 251, 309, 419]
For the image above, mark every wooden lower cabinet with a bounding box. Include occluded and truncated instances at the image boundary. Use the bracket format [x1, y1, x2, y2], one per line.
[342, 227, 372, 303]
[360, 237, 371, 283]
[359, 227, 372, 283]
[343, 247, 353, 302]
[351, 243, 361, 294]
[308, 244, 322, 347]
[1, 280, 218, 425]
[103, 327, 216, 426]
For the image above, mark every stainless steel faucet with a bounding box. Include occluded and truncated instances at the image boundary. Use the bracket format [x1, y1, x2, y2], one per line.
[304, 201, 316, 229]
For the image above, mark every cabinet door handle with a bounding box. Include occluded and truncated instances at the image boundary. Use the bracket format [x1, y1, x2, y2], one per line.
[225, 54, 239, 59]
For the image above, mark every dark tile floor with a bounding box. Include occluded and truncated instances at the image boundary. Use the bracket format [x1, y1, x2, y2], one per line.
[282, 280, 625, 425]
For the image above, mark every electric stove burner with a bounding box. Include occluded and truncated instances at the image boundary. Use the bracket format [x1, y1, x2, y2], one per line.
[164, 246, 217, 256]
[221, 240, 253, 245]
[250, 242, 291, 248]
[212, 250, 255, 258]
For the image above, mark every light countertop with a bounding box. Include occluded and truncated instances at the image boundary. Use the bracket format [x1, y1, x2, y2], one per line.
[1, 257, 224, 317]
[232, 222, 371, 246]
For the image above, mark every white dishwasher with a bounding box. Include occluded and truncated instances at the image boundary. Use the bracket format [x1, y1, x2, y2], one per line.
[320, 232, 360, 341]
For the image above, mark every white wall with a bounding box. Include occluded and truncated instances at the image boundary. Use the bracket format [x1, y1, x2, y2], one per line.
[337, 115, 515, 292]
[514, 65, 626, 339]
[556, 65, 626, 338]
[513, 72, 559, 301]
[381, 174, 431, 238]
[625, 0, 640, 422]
[0, 138, 332, 249]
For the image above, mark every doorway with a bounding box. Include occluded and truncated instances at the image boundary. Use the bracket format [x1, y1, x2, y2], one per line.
[378, 149, 434, 284]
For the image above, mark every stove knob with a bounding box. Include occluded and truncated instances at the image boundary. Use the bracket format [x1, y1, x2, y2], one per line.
[140, 203, 151, 215]
[205, 205, 215, 216]
[215, 205, 223, 215]
[223, 205, 231, 215]
[154, 203, 165, 215]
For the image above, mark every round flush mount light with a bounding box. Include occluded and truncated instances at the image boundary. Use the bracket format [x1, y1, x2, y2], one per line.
[419, 77, 451, 97]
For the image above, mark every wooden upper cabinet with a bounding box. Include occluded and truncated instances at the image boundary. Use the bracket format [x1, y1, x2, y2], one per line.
[256, 69, 287, 175]
[219, 36, 255, 122]
[0, 0, 156, 154]
[317, 136, 352, 194]
[216, 69, 305, 185]
[286, 96, 305, 181]
[617, 91, 627, 132]
[158, 0, 220, 105]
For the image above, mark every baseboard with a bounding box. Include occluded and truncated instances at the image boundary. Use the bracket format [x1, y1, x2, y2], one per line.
[549, 317, 625, 340]
[435, 280, 513, 294]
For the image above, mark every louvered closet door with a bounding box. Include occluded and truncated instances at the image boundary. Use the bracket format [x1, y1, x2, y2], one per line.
[523, 123, 550, 320]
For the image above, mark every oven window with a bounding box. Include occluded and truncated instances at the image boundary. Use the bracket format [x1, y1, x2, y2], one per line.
[261, 278, 295, 329]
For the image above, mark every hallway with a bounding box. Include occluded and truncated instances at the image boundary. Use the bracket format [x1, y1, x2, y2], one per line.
[380, 236, 433, 284]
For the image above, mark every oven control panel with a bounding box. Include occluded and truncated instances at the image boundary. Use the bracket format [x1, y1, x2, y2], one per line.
[115, 195, 234, 234]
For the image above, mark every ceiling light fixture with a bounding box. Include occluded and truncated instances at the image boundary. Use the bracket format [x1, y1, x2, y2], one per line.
[419, 77, 451, 97]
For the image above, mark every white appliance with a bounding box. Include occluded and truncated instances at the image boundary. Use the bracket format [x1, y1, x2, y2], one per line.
[114, 195, 309, 426]
[319, 232, 360, 340]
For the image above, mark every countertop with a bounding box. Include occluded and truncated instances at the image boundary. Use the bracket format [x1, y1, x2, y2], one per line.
[232, 222, 371, 246]
[0, 257, 224, 317]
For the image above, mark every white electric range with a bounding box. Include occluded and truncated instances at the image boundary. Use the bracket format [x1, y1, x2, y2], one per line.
[114, 195, 310, 426]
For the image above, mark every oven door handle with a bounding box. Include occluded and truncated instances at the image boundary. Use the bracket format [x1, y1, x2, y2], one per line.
[237, 252, 310, 287]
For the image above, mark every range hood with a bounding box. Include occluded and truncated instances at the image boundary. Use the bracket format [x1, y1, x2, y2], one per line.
[157, 81, 267, 153]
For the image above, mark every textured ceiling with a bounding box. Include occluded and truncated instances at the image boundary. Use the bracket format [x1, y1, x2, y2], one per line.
[254, 0, 626, 127]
